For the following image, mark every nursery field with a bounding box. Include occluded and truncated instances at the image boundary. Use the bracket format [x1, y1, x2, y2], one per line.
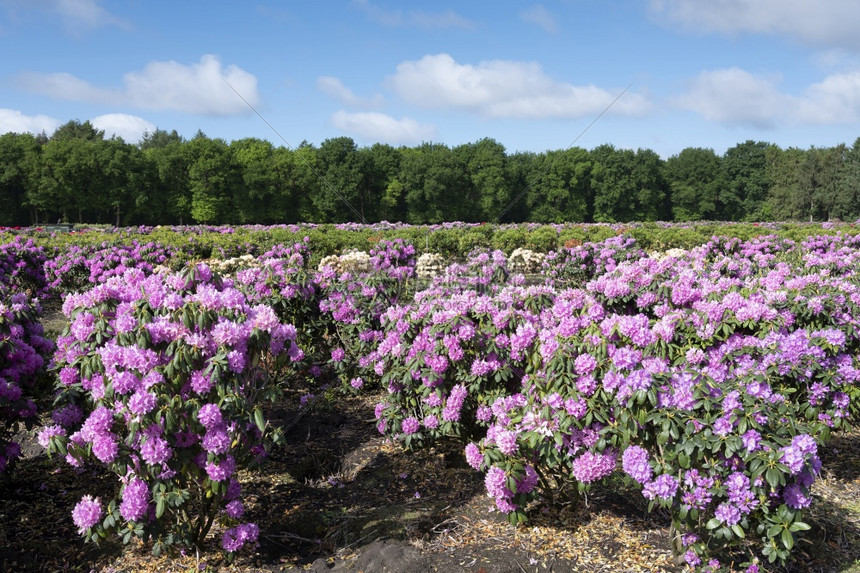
[1, 222, 860, 573]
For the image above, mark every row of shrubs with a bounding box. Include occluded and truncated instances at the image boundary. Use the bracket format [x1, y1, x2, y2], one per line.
[1, 229, 859, 571]
[3, 220, 858, 269]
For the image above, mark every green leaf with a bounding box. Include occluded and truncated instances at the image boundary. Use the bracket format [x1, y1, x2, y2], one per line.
[789, 521, 811, 532]
[765, 467, 782, 489]
[781, 528, 794, 550]
[731, 524, 745, 538]
[253, 408, 266, 433]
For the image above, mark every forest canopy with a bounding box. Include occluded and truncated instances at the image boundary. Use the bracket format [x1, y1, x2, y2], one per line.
[1, 120, 858, 226]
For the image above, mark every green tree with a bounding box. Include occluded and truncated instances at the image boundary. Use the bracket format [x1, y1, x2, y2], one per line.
[97, 137, 151, 226]
[664, 147, 720, 221]
[26, 120, 112, 222]
[525, 148, 592, 223]
[805, 145, 845, 221]
[719, 140, 772, 220]
[765, 146, 806, 220]
[142, 133, 191, 224]
[591, 145, 667, 222]
[314, 137, 368, 222]
[453, 138, 512, 222]
[139, 128, 184, 150]
[400, 143, 468, 224]
[231, 138, 280, 223]
[51, 119, 104, 142]
[0, 132, 41, 225]
[362, 143, 403, 222]
[504, 151, 539, 222]
[832, 137, 860, 220]
[185, 134, 239, 223]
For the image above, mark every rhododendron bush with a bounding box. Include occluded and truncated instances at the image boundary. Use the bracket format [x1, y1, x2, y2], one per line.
[0, 289, 53, 473]
[0, 237, 53, 474]
[232, 240, 328, 376]
[42, 264, 302, 554]
[316, 239, 418, 388]
[43, 240, 179, 294]
[357, 234, 860, 571]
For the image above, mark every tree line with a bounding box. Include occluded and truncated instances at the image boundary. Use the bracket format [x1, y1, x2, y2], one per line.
[1, 120, 859, 226]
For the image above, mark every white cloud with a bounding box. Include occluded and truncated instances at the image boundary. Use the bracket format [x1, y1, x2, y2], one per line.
[650, 0, 860, 49]
[18, 55, 260, 116]
[91, 113, 156, 143]
[388, 54, 651, 119]
[18, 71, 107, 102]
[521, 5, 557, 34]
[317, 76, 384, 108]
[0, 0, 129, 34]
[674, 68, 791, 128]
[800, 71, 860, 123]
[350, 0, 472, 29]
[52, 0, 129, 32]
[675, 67, 860, 126]
[0, 108, 60, 135]
[330, 111, 434, 145]
[410, 9, 473, 29]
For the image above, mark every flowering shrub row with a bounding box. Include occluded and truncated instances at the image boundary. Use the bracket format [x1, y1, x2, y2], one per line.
[42, 264, 302, 554]
[43, 240, 181, 294]
[342, 234, 860, 571]
[0, 237, 53, 474]
[0, 237, 51, 299]
[7, 228, 858, 569]
[6, 221, 859, 281]
[0, 288, 53, 473]
[315, 239, 419, 389]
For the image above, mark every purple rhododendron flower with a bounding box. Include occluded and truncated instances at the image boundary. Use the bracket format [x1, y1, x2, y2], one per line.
[783, 484, 811, 509]
[120, 477, 150, 522]
[37, 424, 66, 448]
[224, 499, 245, 519]
[516, 465, 539, 494]
[484, 466, 509, 499]
[496, 430, 519, 455]
[91, 432, 119, 463]
[198, 403, 223, 429]
[622, 445, 652, 484]
[401, 416, 420, 435]
[127, 391, 157, 416]
[685, 550, 702, 567]
[643, 474, 679, 501]
[140, 433, 172, 465]
[222, 522, 260, 552]
[465, 443, 483, 470]
[202, 426, 232, 455]
[714, 502, 741, 526]
[72, 495, 102, 533]
[206, 455, 236, 482]
[572, 450, 616, 483]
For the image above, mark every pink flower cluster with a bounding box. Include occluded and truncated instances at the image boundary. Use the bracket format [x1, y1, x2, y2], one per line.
[43, 263, 300, 551]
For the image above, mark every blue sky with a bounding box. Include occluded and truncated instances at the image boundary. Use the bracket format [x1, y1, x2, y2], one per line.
[2, 0, 860, 158]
